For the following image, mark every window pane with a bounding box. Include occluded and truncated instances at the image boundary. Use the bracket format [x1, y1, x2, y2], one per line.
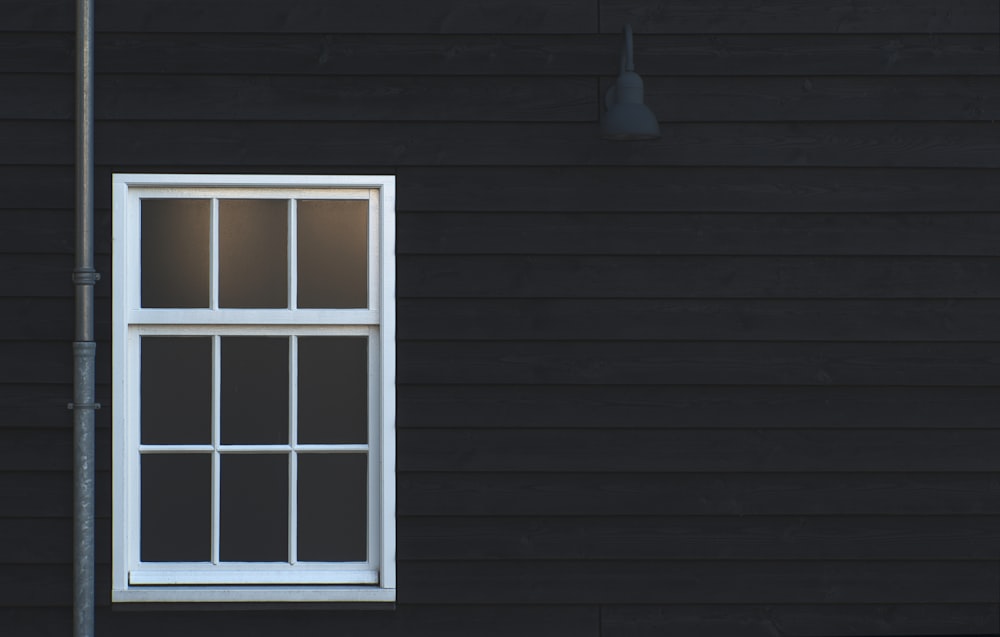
[220, 454, 288, 562]
[141, 454, 211, 562]
[298, 454, 367, 562]
[141, 337, 211, 445]
[221, 337, 288, 445]
[141, 199, 210, 308]
[297, 199, 368, 308]
[219, 199, 287, 308]
[298, 337, 367, 444]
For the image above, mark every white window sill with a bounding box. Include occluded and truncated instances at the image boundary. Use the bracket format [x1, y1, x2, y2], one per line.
[112, 586, 396, 604]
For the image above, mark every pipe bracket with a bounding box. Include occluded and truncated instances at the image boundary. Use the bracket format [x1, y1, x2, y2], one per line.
[68, 402, 101, 411]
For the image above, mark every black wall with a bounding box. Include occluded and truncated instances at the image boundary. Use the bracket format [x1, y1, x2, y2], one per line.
[3, 1, 1000, 635]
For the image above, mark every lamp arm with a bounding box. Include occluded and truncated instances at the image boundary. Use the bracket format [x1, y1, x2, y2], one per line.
[623, 24, 635, 72]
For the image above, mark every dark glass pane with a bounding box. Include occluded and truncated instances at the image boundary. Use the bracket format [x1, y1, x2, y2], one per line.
[297, 199, 368, 308]
[141, 454, 210, 562]
[297, 454, 366, 562]
[219, 199, 287, 308]
[298, 337, 367, 444]
[220, 454, 288, 562]
[221, 337, 288, 444]
[141, 199, 210, 308]
[141, 337, 211, 445]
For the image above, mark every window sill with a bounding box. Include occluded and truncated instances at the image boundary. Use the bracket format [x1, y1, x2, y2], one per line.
[112, 586, 396, 604]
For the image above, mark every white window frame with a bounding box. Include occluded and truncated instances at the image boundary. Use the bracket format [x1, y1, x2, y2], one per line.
[111, 174, 396, 603]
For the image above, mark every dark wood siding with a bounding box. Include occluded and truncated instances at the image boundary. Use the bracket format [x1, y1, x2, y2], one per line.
[3, 0, 1000, 635]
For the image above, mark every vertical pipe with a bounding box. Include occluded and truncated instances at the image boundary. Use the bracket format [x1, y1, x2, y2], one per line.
[72, 0, 97, 633]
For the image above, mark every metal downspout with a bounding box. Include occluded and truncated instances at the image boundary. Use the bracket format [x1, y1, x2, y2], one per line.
[71, 0, 97, 633]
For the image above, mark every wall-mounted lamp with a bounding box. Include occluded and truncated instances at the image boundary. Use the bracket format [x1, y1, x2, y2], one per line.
[602, 24, 661, 141]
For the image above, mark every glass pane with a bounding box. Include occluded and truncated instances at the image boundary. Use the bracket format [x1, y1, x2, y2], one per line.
[221, 337, 288, 445]
[297, 199, 368, 308]
[141, 199, 210, 308]
[298, 337, 367, 444]
[219, 199, 287, 308]
[297, 454, 367, 562]
[220, 454, 288, 562]
[141, 337, 211, 445]
[141, 454, 210, 562]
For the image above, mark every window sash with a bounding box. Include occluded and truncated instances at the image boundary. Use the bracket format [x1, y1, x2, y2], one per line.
[112, 174, 396, 601]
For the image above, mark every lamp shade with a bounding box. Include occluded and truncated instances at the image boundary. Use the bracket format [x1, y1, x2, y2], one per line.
[602, 71, 661, 140]
[602, 25, 660, 141]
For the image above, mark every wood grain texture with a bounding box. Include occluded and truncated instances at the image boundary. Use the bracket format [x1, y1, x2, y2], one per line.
[7, 0, 597, 33]
[11, 75, 1000, 123]
[601, 0, 998, 34]
[398, 167, 1000, 213]
[1, 74, 595, 121]
[10, 121, 996, 168]
[0, 472, 73, 518]
[397, 560, 999, 604]
[399, 299, 1000, 342]
[398, 515, 1000, 560]
[0, 33, 73, 73]
[0, 298, 108, 341]
[95, 605, 600, 637]
[601, 604, 999, 637]
[398, 385, 1000, 429]
[0, 384, 91, 426]
[645, 76, 1000, 122]
[8, 166, 1000, 213]
[4, 34, 990, 76]
[0, 518, 109, 563]
[1, 603, 599, 637]
[0, 254, 107, 297]
[399, 212, 1000, 256]
[397, 429, 1000, 472]
[398, 255, 1000, 299]
[399, 341, 1000, 387]
[398, 472, 1000, 516]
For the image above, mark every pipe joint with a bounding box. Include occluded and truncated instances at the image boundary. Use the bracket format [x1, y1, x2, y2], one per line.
[72, 268, 101, 285]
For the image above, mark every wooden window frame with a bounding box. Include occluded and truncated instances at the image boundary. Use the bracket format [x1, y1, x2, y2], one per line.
[111, 174, 396, 603]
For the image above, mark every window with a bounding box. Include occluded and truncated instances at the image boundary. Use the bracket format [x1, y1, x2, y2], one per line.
[111, 174, 395, 603]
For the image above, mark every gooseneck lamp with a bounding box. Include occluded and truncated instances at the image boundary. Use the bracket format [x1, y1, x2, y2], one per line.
[602, 24, 661, 141]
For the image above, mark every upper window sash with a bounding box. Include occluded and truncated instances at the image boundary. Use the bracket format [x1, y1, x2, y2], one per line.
[123, 187, 382, 317]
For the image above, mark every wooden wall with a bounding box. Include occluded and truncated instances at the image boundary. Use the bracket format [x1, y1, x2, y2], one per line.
[3, 0, 1000, 634]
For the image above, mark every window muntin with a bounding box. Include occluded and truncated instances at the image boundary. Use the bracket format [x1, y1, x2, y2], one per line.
[112, 175, 395, 603]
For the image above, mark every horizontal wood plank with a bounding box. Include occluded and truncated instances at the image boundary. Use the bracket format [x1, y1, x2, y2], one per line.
[644, 76, 1000, 122]
[9, 121, 1000, 169]
[601, 604, 999, 637]
[398, 515, 1000, 560]
[398, 341, 1000, 387]
[0, 518, 109, 563]
[0, 75, 595, 122]
[398, 472, 1000, 516]
[6, 427, 999, 473]
[0, 254, 108, 297]
[601, 0, 998, 34]
[6, 34, 994, 76]
[397, 167, 1000, 213]
[398, 560, 998, 603]
[6, 0, 597, 33]
[398, 429, 1000, 472]
[9, 166, 1000, 213]
[399, 299, 1000, 342]
[0, 472, 77, 518]
[398, 385, 1000, 429]
[398, 255, 1000, 299]
[8, 75, 1000, 122]
[0, 33, 73, 73]
[0, 429, 107, 472]
[399, 211, 1000, 256]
